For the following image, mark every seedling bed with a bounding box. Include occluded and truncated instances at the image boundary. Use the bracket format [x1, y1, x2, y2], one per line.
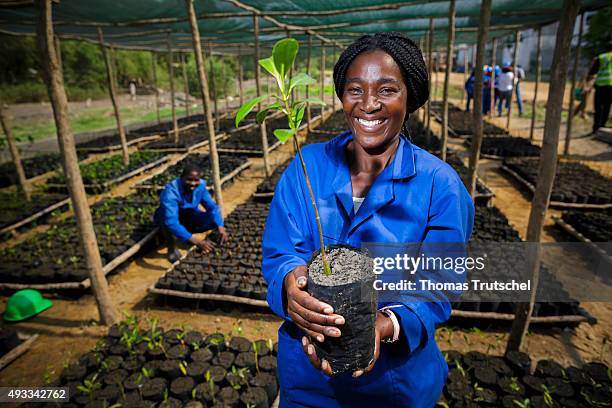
[253, 160, 290, 200]
[438, 349, 611, 407]
[431, 102, 510, 137]
[50, 319, 279, 407]
[447, 155, 494, 207]
[309, 109, 347, 134]
[406, 117, 442, 154]
[140, 126, 228, 152]
[0, 190, 70, 240]
[151, 201, 269, 307]
[452, 206, 589, 323]
[0, 193, 160, 290]
[554, 210, 612, 265]
[464, 136, 541, 159]
[0, 152, 88, 188]
[502, 158, 612, 208]
[0, 324, 38, 372]
[217, 116, 287, 155]
[135, 154, 251, 192]
[47, 151, 169, 193]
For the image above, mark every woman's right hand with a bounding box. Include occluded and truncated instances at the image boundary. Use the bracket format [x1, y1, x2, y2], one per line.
[284, 265, 345, 343]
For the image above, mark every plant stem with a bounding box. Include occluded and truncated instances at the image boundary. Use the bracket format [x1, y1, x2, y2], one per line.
[292, 134, 331, 275]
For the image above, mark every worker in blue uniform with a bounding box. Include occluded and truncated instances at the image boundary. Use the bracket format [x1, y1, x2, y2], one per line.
[154, 164, 227, 262]
[262, 33, 474, 407]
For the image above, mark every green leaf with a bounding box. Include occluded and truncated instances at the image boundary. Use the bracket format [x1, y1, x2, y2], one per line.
[290, 104, 306, 129]
[288, 73, 316, 93]
[259, 57, 281, 87]
[256, 102, 282, 124]
[272, 38, 298, 83]
[273, 128, 296, 143]
[235, 95, 267, 127]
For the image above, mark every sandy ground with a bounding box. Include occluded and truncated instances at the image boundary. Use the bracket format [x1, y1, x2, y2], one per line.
[0, 82, 611, 388]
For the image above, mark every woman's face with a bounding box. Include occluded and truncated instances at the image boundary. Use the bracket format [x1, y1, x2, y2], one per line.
[342, 49, 408, 154]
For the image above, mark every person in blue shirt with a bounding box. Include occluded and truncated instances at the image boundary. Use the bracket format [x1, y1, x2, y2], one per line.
[262, 32, 474, 407]
[465, 68, 475, 112]
[154, 164, 227, 262]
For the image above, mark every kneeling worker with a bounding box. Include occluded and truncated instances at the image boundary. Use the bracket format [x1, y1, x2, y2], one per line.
[154, 164, 228, 262]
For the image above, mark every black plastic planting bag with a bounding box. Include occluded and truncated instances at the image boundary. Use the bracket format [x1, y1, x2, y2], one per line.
[307, 245, 377, 376]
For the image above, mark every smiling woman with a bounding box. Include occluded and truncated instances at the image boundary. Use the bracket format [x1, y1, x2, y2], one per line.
[262, 32, 474, 407]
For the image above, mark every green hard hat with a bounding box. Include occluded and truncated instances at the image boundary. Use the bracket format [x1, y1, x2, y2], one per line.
[3, 289, 53, 322]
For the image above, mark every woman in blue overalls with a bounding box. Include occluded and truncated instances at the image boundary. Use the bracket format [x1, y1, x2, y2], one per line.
[262, 32, 474, 407]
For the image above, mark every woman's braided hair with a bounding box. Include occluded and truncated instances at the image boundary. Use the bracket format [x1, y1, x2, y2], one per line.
[333, 32, 429, 138]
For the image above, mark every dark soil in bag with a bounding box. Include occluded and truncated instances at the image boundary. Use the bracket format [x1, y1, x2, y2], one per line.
[307, 246, 377, 376]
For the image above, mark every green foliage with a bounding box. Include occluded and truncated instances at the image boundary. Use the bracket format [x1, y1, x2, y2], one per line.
[583, 7, 612, 60]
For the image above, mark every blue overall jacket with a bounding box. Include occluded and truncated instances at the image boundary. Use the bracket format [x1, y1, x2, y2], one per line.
[154, 177, 223, 243]
[262, 132, 474, 407]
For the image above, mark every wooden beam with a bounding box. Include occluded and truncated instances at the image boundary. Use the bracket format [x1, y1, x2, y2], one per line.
[463, 45, 468, 106]
[529, 27, 543, 141]
[332, 45, 337, 112]
[253, 13, 271, 177]
[97, 27, 129, 165]
[467, 0, 492, 198]
[184, 0, 224, 213]
[168, 34, 179, 143]
[0, 103, 30, 201]
[36, 0, 117, 325]
[151, 52, 161, 124]
[564, 12, 584, 156]
[506, 0, 580, 353]
[440, 0, 456, 162]
[181, 52, 190, 118]
[506, 30, 521, 130]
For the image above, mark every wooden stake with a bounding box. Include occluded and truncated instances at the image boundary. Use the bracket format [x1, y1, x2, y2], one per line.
[222, 57, 229, 113]
[253, 13, 271, 177]
[37, 0, 117, 325]
[463, 45, 468, 105]
[441, 0, 456, 162]
[238, 46, 244, 106]
[490, 37, 497, 117]
[332, 45, 337, 112]
[426, 18, 434, 134]
[54, 35, 62, 74]
[0, 103, 30, 201]
[467, 0, 492, 198]
[184, 0, 224, 213]
[208, 42, 220, 132]
[506, 0, 579, 352]
[529, 27, 543, 141]
[167, 34, 179, 143]
[320, 41, 326, 116]
[506, 30, 521, 130]
[306, 33, 312, 130]
[181, 52, 190, 118]
[97, 27, 129, 165]
[151, 52, 161, 124]
[564, 12, 584, 156]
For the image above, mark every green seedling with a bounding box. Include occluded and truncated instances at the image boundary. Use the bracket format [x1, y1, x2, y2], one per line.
[204, 370, 216, 404]
[235, 38, 330, 275]
[540, 384, 555, 408]
[179, 361, 188, 376]
[252, 341, 260, 373]
[513, 399, 532, 408]
[509, 377, 521, 393]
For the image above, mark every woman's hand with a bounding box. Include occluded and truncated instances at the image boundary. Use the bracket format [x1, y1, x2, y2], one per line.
[301, 311, 394, 377]
[284, 265, 345, 343]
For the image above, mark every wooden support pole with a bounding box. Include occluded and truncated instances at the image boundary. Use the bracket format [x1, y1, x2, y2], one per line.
[490, 37, 497, 117]
[97, 27, 129, 165]
[222, 57, 229, 113]
[37, 0, 117, 325]
[185, 0, 224, 213]
[463, 46, 468, 105]
[181, 52, 190, 118]
[529, 27, 543, 141]
[426, 18, 434, 134]
[441, 0, 456, 162]
[467, 0, 492, 198]
[208, 42, 220, 132]
[253, 13, 271, 177]
[0, 103, 30, 201]
[564, 12, 584, 156]
[332, 45, 337, 112]
[320, 41, 326, 116]
[306, 34, 312, 130]
[506, 0, 579, 353]
[506, 30, 521, 130]
[151, 52, 161, 124]
[238, 46, 244, 106]
[167, 34, 179, 143]
[54, 35, 62, 74]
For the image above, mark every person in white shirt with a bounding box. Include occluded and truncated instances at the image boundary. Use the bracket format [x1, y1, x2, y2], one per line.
[515, 64, 525, 115]
[497, 66, 514, 116]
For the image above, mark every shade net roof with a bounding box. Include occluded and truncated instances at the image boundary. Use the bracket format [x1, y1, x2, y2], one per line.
[1, 0, 610, 54]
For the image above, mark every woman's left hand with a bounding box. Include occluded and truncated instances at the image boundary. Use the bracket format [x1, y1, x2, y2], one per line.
[301, 311, 394, 377]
